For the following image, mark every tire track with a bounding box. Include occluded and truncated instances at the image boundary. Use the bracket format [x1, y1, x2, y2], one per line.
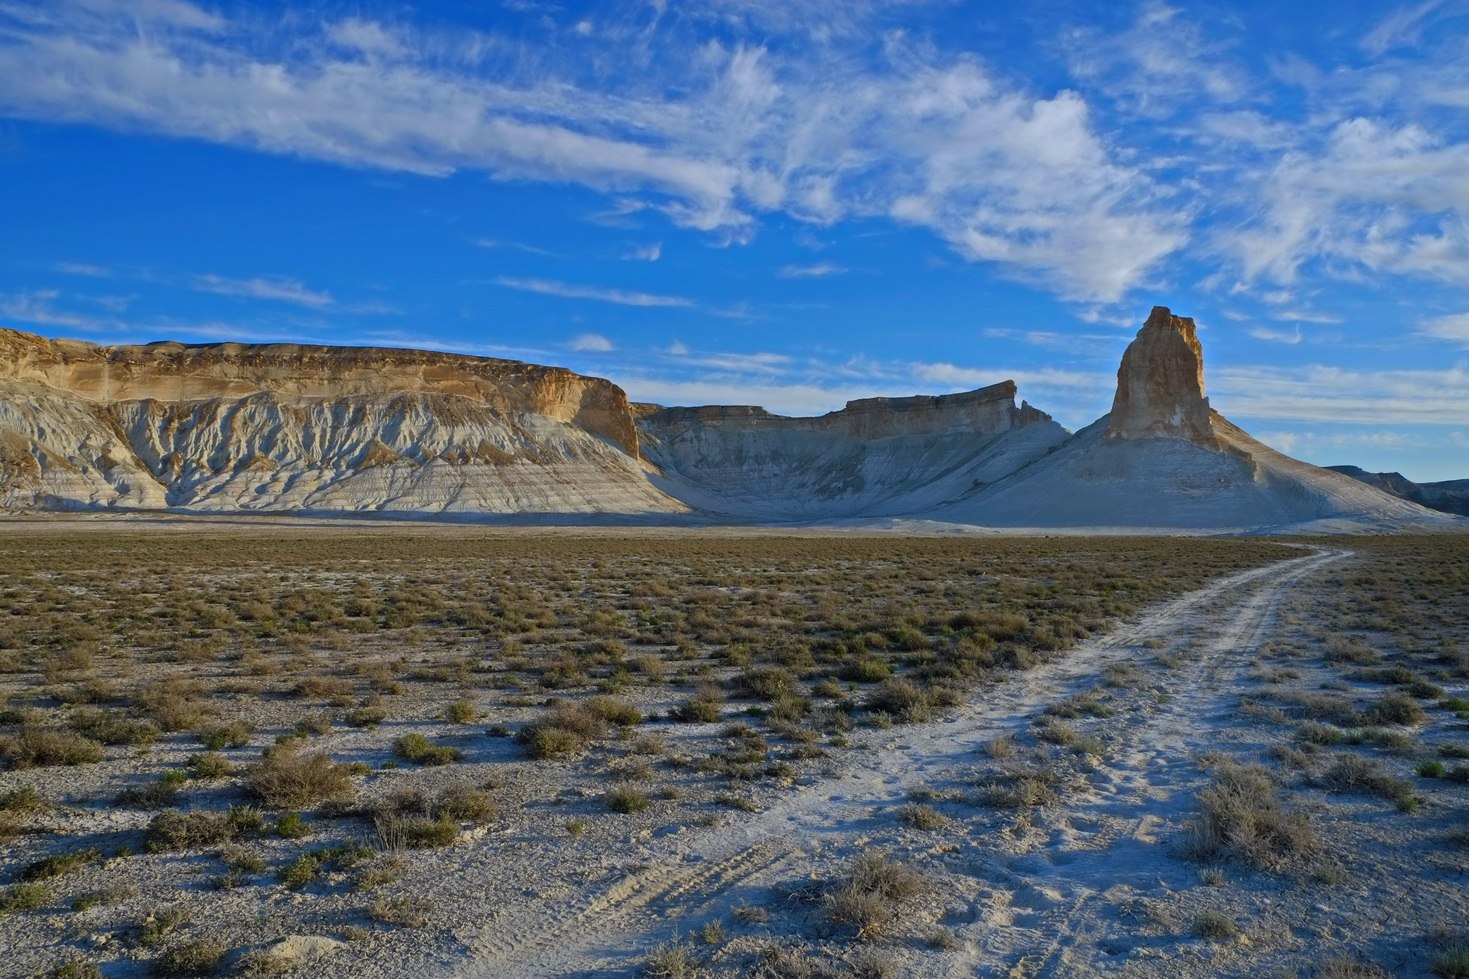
[457, 547, 1346, 978]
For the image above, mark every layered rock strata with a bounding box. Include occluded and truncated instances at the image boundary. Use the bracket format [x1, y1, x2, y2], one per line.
[1105, 305, 1218, 446]
[0, 328, 679, 514]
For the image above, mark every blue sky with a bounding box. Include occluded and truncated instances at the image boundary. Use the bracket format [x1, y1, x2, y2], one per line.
[1, 0, 1467, 481]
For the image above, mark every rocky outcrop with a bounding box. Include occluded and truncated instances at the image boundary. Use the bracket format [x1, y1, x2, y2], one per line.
[1326, 466, 1469, 517]
[0, 327, 680, 515]
[637, 381, 1068, 519]
[1105, 306, 1218, 446]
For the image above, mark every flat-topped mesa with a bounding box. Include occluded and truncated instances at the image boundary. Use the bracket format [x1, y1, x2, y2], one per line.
[642, 380, 1053, 440]
[0, 327, 641, 457]
[1105, 306, 1219, 446]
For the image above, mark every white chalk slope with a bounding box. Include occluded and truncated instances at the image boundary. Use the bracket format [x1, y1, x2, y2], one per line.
[928, 414, 1454, 532]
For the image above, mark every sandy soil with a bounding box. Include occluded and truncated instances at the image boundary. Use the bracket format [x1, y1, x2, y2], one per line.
[4, 537, 1465, 979]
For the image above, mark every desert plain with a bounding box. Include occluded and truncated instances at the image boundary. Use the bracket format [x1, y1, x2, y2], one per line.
[0, 520, 1465, 979]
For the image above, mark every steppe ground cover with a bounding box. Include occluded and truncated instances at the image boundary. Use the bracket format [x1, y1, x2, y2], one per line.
[2, 530, 1460, 977]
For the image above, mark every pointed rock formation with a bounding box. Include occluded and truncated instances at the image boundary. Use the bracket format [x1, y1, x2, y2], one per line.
[1105, 305, 1218, 446]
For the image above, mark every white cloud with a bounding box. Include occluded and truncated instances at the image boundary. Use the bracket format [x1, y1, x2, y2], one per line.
[492, 277, 694, 308]
[1213, 364, 1469, 425]
[54, 261, 111, 277]
[0, 4, 1181, 304]
[1422, 312, 1469, 343]
[568, 332, 614, 352]
[625, 242, 662, 262]
[1248, 325, 1302, 344]
[778, 262, 846, 278]
[190, 274, 334, 308]
[474, 238, 557, 257]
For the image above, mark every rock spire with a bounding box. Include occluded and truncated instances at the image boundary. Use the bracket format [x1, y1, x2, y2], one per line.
[1105, 305, 1218, 445]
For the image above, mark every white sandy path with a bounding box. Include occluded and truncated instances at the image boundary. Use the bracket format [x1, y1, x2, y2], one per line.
[451, 546, 1347, 978]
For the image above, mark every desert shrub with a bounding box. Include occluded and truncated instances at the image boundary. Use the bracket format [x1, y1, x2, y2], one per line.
[673, 685, 724, 723]
[186, 752, 234, 780]
[153, 935, 227, 976]
[0, 881, 49, 914]
[865, 678, 931, 723]
[643, 941, 707, 979]
[1431, 945, 1469, 979]
[436, 784, 497, 823]
[1313, 959, 1388, 978]
[49, 956, 103, 979]
[274, 811, 310, 839]
[69, 708, 158, 746]
[196, 721, 252, 750]
[345, 704, 388, 728]
[1320, 755, 1415, 803]
[145, 807, 261, 851]
[735, 667, 799, 701]
[519, 702, 610, 759]
[977, 772, 1058, 809]
[369, 895, 432, 928]
[898, 803, 948, 830]
[1192, 910, 1239, 940]
[823, 851, 926, 941]
[606, 786, 650, 814]
[375, 812, 459, 850]
[118, 770, 189, 810]
[1367, 691, 1425, 726]
[21, 848, 101, 881]
[587, 696, 642, 727]
[247, 744, 354, 809]
[1182, 760, 1317, 868]
[444, 699, 478, 724]
[1, 727, 104, 769]
[393, 733, 462, 766]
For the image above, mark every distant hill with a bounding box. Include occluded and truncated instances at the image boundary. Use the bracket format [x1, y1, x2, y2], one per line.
[1, 314, 1462, 533]
[1325, 466, 1469, 517]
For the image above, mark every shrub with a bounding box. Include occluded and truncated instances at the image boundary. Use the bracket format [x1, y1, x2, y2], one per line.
[186, 752, 234, 780]
[1320, 755, 1415, 803]
[1, 727, 104, 769]
[279, 853, 322, 890]
[444, 699, 478, 724]
[374, 814, 459, 850]
[69, 709, 158, 746]
[1181, 760, 1317, 868]
[643, 941, 707, 979]
[823, 851, 926, 941]
[0, 881, 50, 914]
[21, 848, 101, 881]
[735, 667, 799, 701]
[1192, 910, 1239, 940]
[898, 803, 949, 830]
[1431, 945, 1469, 979]
[346, 705, 388, 728]
[197, 722, 252, 750]
[606, 786, 650, 814]
[145, 808, 261, 852]
[393, 733, 463, 766]
[369, 895, 431, 928]
[587, 696, 642, 727]
[436, 784, 497, 823]
[153, 935, 227, 976]
[247, 744, 354, 809]
[865, 678, 932, 724]
[519, 702, 610, 759]
[1367, 691, 1425, 726]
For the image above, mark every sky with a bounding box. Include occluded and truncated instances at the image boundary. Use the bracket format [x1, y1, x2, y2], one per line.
[1, 0, 1467, 482]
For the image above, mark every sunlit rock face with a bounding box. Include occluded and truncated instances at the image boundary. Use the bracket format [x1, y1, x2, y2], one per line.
[0, 327, 683, 515]
[1105, 305, 1218, 447]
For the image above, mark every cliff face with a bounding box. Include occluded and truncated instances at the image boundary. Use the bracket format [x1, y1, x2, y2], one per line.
[637, 380, 1069, 519]
[1105, 306, 1218, 446]
[0, 327, 679, 515]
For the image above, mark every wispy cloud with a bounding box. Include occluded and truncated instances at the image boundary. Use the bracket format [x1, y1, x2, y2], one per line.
[474, 238, 558, 257]
[1214, 364, 1469, 425]
[1422, 312, 1469, 343]
[568, 332, 614, 352]
[0, 0, 1183, 304]
[54, 261, 111, 277]
[1248, 325, 1303, 344]
[190, 274, 334, 308]
[492, 276, 694, 308]
[624, 243, 662, 262]
[779, 262, 846, 279]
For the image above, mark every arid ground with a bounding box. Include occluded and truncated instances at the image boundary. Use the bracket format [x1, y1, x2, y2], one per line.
[1, 523, 1466, 978]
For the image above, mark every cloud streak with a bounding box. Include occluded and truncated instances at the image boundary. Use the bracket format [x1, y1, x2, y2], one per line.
[491, 277, 694, 308]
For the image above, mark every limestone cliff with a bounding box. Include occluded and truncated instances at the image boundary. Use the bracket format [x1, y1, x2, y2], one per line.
[1105, 306, 1218, 446]
[0, 327, 680, 515]
[637, 381, 1068, 519]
